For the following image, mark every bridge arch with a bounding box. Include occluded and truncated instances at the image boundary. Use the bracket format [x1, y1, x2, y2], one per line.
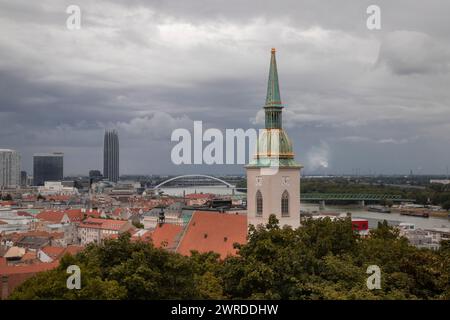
[153, 174, 235, 189]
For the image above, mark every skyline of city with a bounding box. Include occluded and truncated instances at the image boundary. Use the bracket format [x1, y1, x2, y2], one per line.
[3, 141, 450, 179]
[1, 1, 450, 176]
[2, 144, 450, 178]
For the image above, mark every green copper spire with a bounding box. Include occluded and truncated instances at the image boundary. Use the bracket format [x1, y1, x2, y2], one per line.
[265, 48, 283, 108]
[246, 48, 303, 169]
[264, 48, 283, 129]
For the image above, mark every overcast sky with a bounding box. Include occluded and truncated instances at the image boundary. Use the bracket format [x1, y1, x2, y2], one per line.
[1, 0, 450, 176]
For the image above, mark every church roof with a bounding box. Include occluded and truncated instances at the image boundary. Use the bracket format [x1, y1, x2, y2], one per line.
[176, 211, 247, 259]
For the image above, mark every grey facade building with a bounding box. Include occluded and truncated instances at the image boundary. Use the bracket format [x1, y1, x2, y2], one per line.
[0, 149, 21, 188]
[20, 171, 27, 187]
[103, 130, 119, 183]
[33, 152, 64, 186]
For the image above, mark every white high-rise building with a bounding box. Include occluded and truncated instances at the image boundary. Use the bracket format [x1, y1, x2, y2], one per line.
[0, 149, 21, 188]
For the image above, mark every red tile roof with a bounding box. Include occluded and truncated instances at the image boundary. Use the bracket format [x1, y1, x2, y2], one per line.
[185, 193, 215, 199]
[150, 224, 184, 248]
[36, 210, 64, 223]
[20, 251, 37, 262]
[13, 231, 64, 241]
[41, 246, 66, 260]
[177, 211, 247, 259]
[1, 230, 57, 242]
[65, 210, 84, 222]
[36, 209, 84, 223]
[39, 245, 84, 262]
[16, 211, 33, 217]
[113, 208, 123, 216]
[0, 261, 59, 275]
[78, 217, 129, 231]
[0, 201, 16, 206]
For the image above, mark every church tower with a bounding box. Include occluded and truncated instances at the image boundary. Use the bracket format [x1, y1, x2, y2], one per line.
[246, 48, 303, 228]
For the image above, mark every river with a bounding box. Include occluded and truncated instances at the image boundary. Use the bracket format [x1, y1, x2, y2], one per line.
[301, 203, 450, 229]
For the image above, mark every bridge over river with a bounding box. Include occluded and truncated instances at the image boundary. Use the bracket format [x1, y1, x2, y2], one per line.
[301, 193, 415, 206]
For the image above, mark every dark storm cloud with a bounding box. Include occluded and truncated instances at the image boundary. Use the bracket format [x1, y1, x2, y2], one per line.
[376, 31, 450, 75]
[0, 0, 450, 175]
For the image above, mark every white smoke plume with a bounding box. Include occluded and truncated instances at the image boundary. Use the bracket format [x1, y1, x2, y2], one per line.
[306, 141, 330, 172]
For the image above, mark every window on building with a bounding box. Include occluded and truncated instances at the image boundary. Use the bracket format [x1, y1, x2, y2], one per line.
[281, 190, 289, 217]
[256, 190, 263, 216]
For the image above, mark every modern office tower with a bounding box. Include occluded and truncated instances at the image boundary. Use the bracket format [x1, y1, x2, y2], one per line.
[33, 152, 64, 186]
[0, 149, 21, 188]
[246, 48, 303, 229]
[103, 130, 119, 183]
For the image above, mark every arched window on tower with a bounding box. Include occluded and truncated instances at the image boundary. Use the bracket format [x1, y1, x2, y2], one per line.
[281, 190, 289, 217]
[256, 190, 263, 217]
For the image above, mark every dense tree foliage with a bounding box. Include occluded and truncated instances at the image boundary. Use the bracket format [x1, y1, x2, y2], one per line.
[132, 220, 145, 229]
[10, 216, 450, 300]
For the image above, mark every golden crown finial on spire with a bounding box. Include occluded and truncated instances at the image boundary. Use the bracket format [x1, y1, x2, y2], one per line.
[271, 47, 276, 53]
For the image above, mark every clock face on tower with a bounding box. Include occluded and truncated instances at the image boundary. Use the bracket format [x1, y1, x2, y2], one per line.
[281, 176, 290, 186]
[256, 176, 262, 186]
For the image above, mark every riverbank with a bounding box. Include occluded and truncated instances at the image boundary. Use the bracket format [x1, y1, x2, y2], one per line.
[390, 207, 449, 219]
[429, 211, 449, 218]
[300, 203, 450, 229]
